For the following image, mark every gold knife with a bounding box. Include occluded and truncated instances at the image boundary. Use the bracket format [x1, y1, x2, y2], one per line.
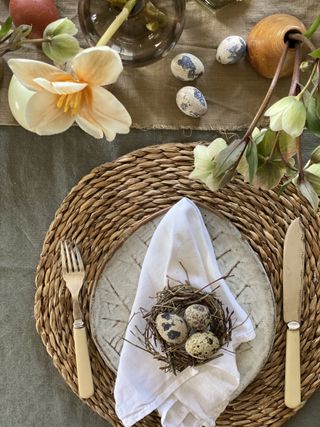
[283, 218, 305, 409]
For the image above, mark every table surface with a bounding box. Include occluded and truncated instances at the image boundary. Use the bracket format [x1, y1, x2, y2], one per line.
[0, 125, 319, 427]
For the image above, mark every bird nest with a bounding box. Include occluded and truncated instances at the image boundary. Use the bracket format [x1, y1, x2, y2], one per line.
[130, 274, 233, 375]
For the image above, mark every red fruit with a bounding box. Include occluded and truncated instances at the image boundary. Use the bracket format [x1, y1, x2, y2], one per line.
[9, 0, 59, 38]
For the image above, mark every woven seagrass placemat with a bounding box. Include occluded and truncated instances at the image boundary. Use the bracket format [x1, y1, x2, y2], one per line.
[34, 142, 320, 427]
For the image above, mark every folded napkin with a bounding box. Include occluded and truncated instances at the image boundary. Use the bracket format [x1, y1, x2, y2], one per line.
[114, 198, 255, 427]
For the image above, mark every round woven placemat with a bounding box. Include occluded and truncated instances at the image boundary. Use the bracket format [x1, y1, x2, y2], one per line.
[35, 142, 320, 427]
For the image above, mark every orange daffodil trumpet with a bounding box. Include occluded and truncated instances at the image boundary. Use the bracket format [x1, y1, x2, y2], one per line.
[8, 46, 131, 141]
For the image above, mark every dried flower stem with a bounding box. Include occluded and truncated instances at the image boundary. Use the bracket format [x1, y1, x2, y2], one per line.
[241, 42, 290, 143]
[289, 43, 301, 96]
[288, 32, 316, 52]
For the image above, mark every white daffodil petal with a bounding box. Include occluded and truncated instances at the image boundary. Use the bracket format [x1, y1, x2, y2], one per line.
[204, 174, 221, 192]
[33, 78, 87, 94]
[8, 59, 71, 91]
[282, 100, 306, 138]
[78, 87, 131, 141]
[71, 47, 123, 86]
[265, 96, 295, 117]
[25, 91, 74, 135]
[76, 115, 104, 139]
[207, 138, 227, 158]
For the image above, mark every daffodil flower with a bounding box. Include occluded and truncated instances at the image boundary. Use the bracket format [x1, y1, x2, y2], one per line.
[189, 138, 227, 191]
[8, 46, 131, 141]
[264, 96, 306, 138]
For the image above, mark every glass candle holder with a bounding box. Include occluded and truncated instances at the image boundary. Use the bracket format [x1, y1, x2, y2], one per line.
[78, 0, 186, 67]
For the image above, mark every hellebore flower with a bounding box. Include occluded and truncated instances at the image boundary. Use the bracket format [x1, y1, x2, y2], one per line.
[189, 138, 227, 191]
[265, 96, 306, 138]
[8, 46, 132, 141]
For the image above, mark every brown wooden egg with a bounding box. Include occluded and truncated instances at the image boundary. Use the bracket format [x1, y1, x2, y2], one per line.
[247, 14, 306, 79]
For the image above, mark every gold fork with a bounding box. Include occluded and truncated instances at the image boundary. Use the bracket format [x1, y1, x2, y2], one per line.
[60, 241, 94, 399]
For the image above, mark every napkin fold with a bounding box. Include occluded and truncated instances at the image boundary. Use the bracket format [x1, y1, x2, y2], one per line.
[114, 198, 255, 427]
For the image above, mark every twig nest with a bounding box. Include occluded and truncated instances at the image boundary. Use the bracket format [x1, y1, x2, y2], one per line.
[176, 86, 207, 118]
[185, 331, 220, 359]
[171, 53, 204, 81]
[184, 304, 211, 330]
[155, 312, 188, 344]
[216, 36, 246, 64]
[140, 282, 232, 373]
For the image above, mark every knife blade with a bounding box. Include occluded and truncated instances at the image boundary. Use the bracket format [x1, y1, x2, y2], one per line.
[283, 218, 305, 409]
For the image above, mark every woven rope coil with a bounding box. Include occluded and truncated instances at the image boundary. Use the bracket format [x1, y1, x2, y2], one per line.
[35, 142, 320, 427]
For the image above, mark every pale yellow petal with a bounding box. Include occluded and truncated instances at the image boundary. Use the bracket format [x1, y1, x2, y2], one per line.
[25, 91, 74, 135]
[207, 138, 227, 158]
[71, 47, 123, 86]
[33, 78, 87, 94]
[8, 59, 71, 91]
[76, 115, 104, 139]
[77, 87, 131, 141]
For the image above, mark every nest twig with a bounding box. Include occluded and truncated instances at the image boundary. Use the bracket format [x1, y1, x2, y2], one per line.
[128, 268, 235, 374]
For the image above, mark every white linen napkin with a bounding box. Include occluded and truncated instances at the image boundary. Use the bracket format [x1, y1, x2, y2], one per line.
[114, 198, 255, 427]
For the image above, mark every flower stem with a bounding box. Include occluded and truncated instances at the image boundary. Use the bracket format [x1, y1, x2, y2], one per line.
[297, 61, 318, 99]
[241, 42, 290, 143]
[297, 136, 304, 181]
[96, 0, 137, 46]
[288, 33, 316, 52]
[289, 43, 301, 96]
[21, 38, 48, 44]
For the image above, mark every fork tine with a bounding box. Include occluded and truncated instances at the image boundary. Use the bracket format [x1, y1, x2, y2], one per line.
[64, 241, 73, 272]
[74, 245, 84, 271]
[60, 241, 67, 272]
[70, 243, 78, 272]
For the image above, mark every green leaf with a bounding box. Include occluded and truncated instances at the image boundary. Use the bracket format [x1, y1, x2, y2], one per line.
[253, 161, 286, 190]
[278, 131, 296, 160]
[297, 179, 319, 209]
[246, 140, 258, 183]
[304, 15, 320, 38]
[257, 129, 276, 158]
[305, 171, 320, 194]
[212, 139, 244, 177]
[0, 16, 13, 41]
[316, 91, 320, 119]
[309, 48, 320, 59]
[306, 96, 320, 137]
[310, 145, 320, 164]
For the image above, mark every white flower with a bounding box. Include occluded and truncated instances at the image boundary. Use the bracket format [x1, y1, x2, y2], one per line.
[264, 96, 306, 138]
[8, 46, 132, 141]
[189, 138, 227, 191]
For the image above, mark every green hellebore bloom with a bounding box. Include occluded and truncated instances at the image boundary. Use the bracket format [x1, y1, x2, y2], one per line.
[265, 96, 306, 138]
[44, 18, 78, 38]
[42, 34, 80, 64]
[189, 138, 227, 191]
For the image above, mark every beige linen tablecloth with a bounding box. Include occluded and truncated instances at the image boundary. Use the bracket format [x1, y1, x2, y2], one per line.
[0, 0, 319, 130]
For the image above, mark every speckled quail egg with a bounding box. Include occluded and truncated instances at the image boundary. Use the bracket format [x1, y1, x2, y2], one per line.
[171, 53, 204, 81]
[155, 312, 188, 345]
[176, 86, 207, 118]
[184, 304, 211, 330]
[185, 331, 220, 359]
[216, 36, 246, 65]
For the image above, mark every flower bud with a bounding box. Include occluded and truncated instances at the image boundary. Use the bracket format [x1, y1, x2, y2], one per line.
[300, 61, 312, 72]
[44, 18, 77, 38]
[42, 34, 80, 64]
